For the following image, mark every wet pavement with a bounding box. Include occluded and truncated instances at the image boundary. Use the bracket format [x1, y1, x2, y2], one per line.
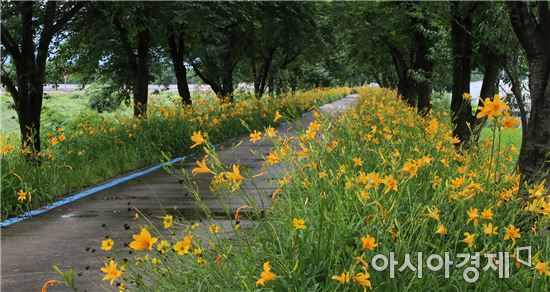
[0, 95, 357, 291]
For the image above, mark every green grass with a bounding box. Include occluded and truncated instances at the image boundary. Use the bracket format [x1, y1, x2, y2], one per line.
[1, 91, 93, 135]
[480, 126, 522, 149]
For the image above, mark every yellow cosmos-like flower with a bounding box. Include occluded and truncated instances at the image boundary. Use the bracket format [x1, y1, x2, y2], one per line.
[209, 223, 220, 234]
[163, 214, 173, 229]
[156, 240, 170, 254]
[292, 218, 306, 230]
[173, 241, 190, 255]
[101, 238, 114, 251]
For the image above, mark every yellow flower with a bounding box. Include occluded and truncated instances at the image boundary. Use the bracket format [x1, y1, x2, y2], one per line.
[265, 126, 277, 138]
[17, 189, 28, 203]
[256, 262, 277, 286]
[58, 134, 66, 141]
[352, 157, 363, 167]
[331, 272, 350, 284]
[308, 120, 321, 132]
[225, 164, 244, 183]
[192, 157, 211, 176]
[101, 238, 114, 251]
[361, 235, 378, 250]
[163, 214, 173, 229]
[129, 228, 158, 251]
[436, 223, 448, 235]
[209, 224, 219, 234]
[250, 130, 262, 143]
[353, 268, 372, 291]
[481, 208, 493, 220]
[477, 94, 509, 119]
[463, 92, 471, 101]
[101, 260, 123, 286]
[466, 208, 479, 225]
[483, 223, 498, 236]
[266, 151, 280, 165]
[504, 224, 521, 243]
[534, 261, 549, 276]
[273, 111, 283, 122]
[156, 240, 170, 254]
[383, 175, 398, 194]
[427, 206, 440, 221]
[293, 218, 306, 230]
[462, 232, 475, 247]
[151, 257, 160, 265]
[499, 111, 520, 129]
[173, 241, 190, 255]
[190, 131, 206, 148]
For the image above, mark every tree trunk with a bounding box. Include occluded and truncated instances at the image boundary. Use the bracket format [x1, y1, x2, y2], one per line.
[254, 47, 276, 99]
[167, 29, 192, 105]
[15, 90, 42, 153]
[388, 44, 415, 106]
[507, 1, 550, 193]
[413, 20, 434, 116]
[472, 52, 500, 139]
[133, 29, 149, 117]
[450, 2, 476, 146]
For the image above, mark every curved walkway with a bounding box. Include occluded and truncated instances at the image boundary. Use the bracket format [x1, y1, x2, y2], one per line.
[0, 94, 358, 291]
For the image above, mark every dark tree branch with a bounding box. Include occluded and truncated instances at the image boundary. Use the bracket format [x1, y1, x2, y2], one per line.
[0, 25, 20, 57]
[0, 69, 19, 100]
[507, 2, 546, 59]
[51, 2, 87, 36]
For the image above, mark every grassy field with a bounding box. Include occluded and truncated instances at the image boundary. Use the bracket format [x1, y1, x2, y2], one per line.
[0, 88, 350, 220]
[480, 127, 522, 150]
[107, 87, 548, 290]
[1, 91, 93, 135]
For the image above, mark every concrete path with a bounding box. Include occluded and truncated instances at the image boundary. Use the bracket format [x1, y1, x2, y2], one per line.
[0, 95, 357, 291]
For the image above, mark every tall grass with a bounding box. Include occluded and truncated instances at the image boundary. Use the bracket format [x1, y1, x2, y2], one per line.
[110, 87, 548, 291]
[0, 88, 350, 219]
